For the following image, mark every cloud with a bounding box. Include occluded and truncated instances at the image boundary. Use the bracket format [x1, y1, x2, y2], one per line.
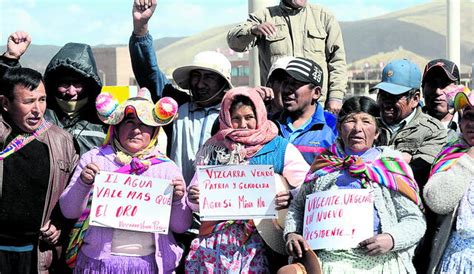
[66, 4, 83, 14]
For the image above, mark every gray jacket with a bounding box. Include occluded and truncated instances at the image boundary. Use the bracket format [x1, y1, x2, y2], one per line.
[423, 145, 474, 273]
[285, 147, 426, 274]
[227, 2, 347, 105]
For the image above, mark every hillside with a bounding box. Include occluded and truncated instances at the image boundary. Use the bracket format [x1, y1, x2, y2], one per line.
[2, 1, 472, 75]
[156, 1, 474, 74]
[0, 37, 183, 73]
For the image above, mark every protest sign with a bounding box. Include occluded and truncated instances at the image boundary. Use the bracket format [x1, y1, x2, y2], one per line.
[197, 165, 277, 221]
[303, 189, 374, 250]
[90, 171, 173, 233]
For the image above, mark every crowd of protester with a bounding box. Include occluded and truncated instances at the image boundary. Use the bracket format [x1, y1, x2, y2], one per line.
[0, 0, 472, 273]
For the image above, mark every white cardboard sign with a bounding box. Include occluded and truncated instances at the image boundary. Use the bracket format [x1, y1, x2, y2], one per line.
[303, 188, 374, 250]
[90, 171, 173, 233]
[197, 165, 277, 221]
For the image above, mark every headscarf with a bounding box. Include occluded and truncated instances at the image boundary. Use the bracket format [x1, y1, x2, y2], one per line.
[306, 141, 423, 209]
[198, 87, 278, 163]
[196, 87, 278, 242]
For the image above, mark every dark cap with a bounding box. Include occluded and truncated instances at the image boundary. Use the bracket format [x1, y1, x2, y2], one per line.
[285, 57, 323, 87]
[422, 59, 460, 85]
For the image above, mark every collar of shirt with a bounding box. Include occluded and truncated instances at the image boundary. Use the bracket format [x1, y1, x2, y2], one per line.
[189, 102, 221, 113]
[382, 109, 417, 134]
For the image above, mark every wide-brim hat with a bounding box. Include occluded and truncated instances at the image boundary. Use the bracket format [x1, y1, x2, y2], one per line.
[172, 51, 233, 90]
[254, 175, 290, 255]
[277, 249, 322, 274]
[454, 88, 474, 112]
[96, 87, 178, 127]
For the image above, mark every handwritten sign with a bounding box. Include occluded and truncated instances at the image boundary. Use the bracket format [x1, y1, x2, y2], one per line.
[303, 189, 374, 250]
[90, 171, 173, 233]
[197, 165, 277, 221]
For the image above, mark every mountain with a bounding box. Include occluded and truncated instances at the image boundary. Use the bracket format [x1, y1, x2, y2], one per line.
[156, 1, 473, 74]
[2, 1, 472, 76]
[0, 37, 184, 73]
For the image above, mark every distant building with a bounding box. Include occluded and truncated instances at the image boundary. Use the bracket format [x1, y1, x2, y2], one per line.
[92, 47, 135, 86]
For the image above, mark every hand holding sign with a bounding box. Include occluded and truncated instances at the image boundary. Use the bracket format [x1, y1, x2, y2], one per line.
[80, 163, 100, 185]
[358, 233, 394, 256]
[188, 185, 200, 205]
[171, 178, 185, 201]
[275, 190, 292, 210]
[286, 232, 310, 258]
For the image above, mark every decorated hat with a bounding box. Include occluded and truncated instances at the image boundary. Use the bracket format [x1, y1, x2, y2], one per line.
[96, 87, 178, 127]
[454, 88, 474, 112]
[277, 249, 322, 274]
[444, 85, 470, 109]
[254, 175, 291, 255]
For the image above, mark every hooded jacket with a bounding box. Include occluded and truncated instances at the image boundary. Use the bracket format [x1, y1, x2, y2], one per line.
[43, 43, 106, 155]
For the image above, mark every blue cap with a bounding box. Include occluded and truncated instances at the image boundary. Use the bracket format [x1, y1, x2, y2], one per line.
[373, 59, 421, 95]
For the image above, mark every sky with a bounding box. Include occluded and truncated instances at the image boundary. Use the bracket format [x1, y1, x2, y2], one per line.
[0, 0, 433, 46]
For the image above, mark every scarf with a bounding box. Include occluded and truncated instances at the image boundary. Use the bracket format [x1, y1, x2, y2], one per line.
[202, 87, 278, 161]
[429, 140, 470, 177]
[65, 151, 171, 268]
[306, 143, 423, 208]
[55, 97, 89, 118]
[0, 120, 51, 160]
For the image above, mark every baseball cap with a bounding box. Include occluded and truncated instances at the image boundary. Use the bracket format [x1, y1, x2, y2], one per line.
[373, 59, 421, 95]
[422, 59, 460, 85]
[285, 57, 323, 87]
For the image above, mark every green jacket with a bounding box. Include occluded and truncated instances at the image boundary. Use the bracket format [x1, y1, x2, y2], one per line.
[379, 107, 447, 187]
[227, 2, 347, 105]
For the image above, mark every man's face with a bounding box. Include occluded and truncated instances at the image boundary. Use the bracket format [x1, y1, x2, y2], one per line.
[423, 69, 456, 119]
[189, 69, 226, 107]
[284, 0, 307, 8]
[2, 82, 47, 133]
[281, 75, 320, 115]
[56, 75, 85, 101]
[377, 89, 419, 125]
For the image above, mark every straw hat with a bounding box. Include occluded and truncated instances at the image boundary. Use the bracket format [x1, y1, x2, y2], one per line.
[277, 249, 322, 274]
[172, 51, 233, 90]
[254, 174, 290, 255]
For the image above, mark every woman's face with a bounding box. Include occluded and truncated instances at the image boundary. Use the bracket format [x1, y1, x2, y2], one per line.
[338, 112, 379, 153]
[117, 115, 155, 153]
[460, 107, 474, 146]
[231, 104, 257, 130]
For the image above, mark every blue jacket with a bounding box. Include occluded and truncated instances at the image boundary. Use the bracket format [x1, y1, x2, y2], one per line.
[276, 104, 336, 164]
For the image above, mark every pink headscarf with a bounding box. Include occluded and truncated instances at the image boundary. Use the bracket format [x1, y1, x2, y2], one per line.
[206, 86, 279, 159]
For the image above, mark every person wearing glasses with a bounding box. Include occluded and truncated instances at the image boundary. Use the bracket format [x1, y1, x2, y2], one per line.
[372, 59, 447, 273]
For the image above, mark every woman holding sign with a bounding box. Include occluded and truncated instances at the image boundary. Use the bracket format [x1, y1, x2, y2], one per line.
[284, 96, 426, 274]
[59, 88, 192, 273]
[424, 90, 474, 273]
[185, 87, 309, 273]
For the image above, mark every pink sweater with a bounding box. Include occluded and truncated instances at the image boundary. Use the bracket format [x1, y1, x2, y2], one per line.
[60, 145, 192, 273]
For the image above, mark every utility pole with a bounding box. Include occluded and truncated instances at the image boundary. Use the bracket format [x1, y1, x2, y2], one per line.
[447, 0, 461, 68]
[248, 0, 278, 87]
